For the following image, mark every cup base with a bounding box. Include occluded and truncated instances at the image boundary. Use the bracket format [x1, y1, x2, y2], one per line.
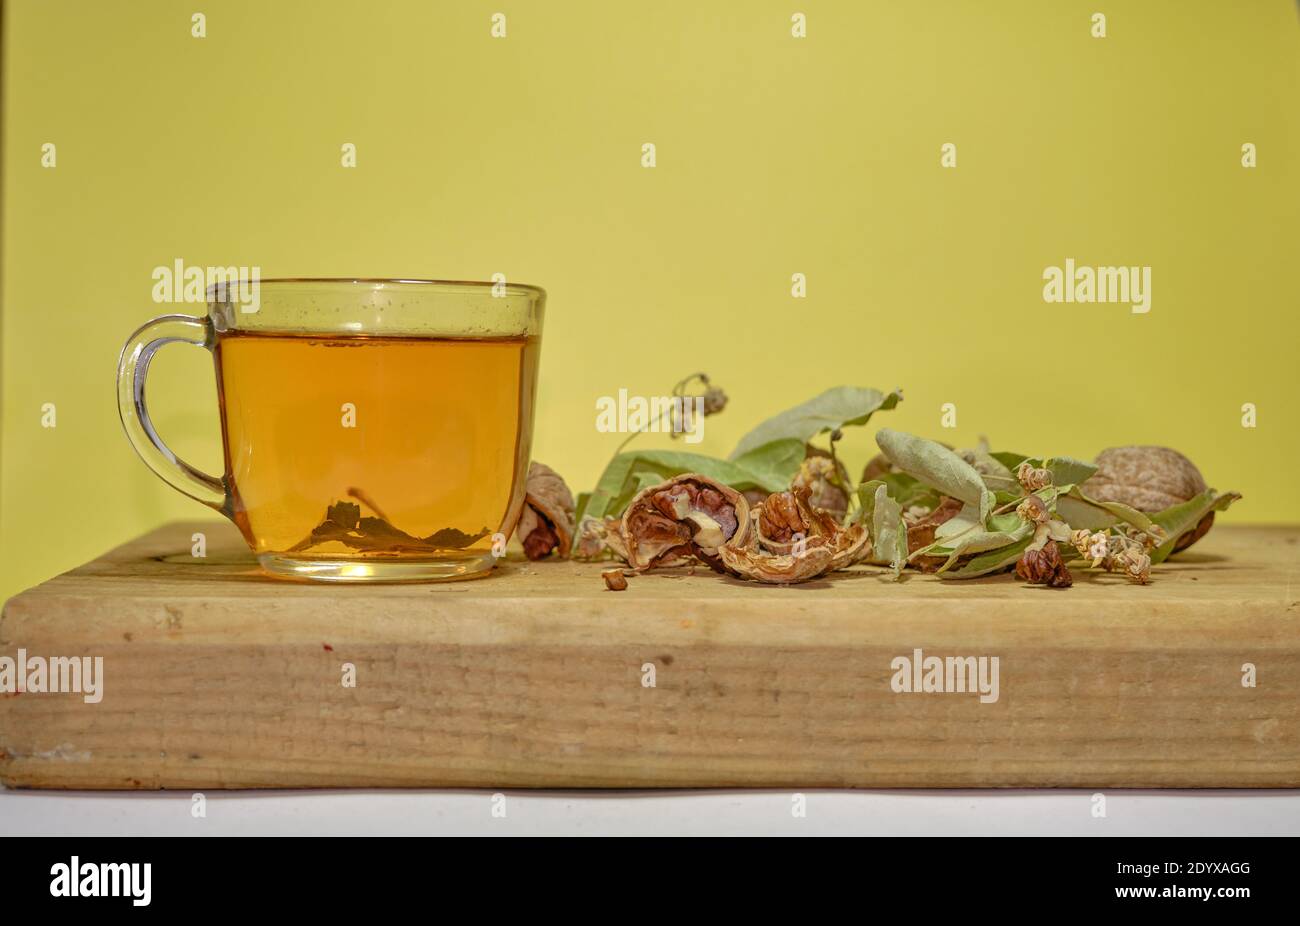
[257, 551, 498, 583]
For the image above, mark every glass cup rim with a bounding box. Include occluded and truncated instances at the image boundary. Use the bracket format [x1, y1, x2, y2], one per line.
[204, 277, 546, 299]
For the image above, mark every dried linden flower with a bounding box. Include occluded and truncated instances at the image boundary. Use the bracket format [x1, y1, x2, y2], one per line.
[1116, 546, 1152, 584]
[1087, 532, 1109, 565]
[1017, 461, 1052, 492]
[1016, 494, 1050, 525]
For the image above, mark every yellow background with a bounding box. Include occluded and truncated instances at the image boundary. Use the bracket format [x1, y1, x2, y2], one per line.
[2, 0, 1297, 600]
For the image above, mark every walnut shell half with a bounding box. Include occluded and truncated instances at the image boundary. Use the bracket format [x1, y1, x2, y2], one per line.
[756, 488, 841, 554]
[754, 487, 869, 571]
[712, 488, 869, 584]
[520, 462, 576, 560]
[621, 474, 749, 571]
[718, 535, 835, 584]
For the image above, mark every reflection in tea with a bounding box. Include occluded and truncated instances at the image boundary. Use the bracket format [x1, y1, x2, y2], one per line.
[215, 333, 537, 560]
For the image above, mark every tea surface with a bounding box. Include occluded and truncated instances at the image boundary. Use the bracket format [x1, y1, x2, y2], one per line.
[215, 333, 536, 557]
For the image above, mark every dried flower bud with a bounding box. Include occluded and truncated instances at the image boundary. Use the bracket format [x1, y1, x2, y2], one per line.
[602, 568, 629, 591]
[1015, 542, 1073, 588]
[574, 514, 637, 563]
[1017, 462, 1053, 492]
[519, 462, 576, 560]
[1016, 494, 1050, 525]
[667, 374, 727, 439]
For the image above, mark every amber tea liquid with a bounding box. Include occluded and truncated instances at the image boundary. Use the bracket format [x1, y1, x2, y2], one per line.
[215, 333, 537, 566]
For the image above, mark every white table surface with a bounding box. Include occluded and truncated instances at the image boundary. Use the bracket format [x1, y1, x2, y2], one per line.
[4, 787, 1299, 837]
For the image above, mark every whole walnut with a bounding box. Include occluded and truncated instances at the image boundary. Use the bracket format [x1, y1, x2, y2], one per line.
[1082, 446, 1211, 552]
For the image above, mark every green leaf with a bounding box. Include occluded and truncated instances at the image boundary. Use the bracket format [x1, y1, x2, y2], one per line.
[1150, 490, 1242, 564]
[934, 501, 982, 540]
[1019, 456, 1098, 487]
[992, 488, 1023, 507]
[874, 472, 941, 511]
[875, 429, 995, 521]
[1053, 494, 1112, 531]
[988, 511, 1023, 533]
[731, 438, 807, 490]
[729, 386, 901, 460]
[990, 450, 1029, 470]
[936, 522, 1034, 572]
[1056, 487, 1156, 533]
[988, 453, 1097, 492]
[961, 448, 1018, 491]
[909, 507, 1029, 563]
[939, 534, 1033, 580]
[1046, 457, 1098, 486]
[858, 480, 907, 579]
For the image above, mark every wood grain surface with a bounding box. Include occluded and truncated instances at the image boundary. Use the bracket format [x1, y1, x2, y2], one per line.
[1, 521, 1297, 789]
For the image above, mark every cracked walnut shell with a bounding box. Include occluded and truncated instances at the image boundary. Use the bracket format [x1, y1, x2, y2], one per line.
[714, 488, 868, 584]
[519, 462, 576, 560]
[718, 534, 836, 584]
[754, 487, 869, 572]
[792, 452, 851, 522]
[621, 474, 749, 571]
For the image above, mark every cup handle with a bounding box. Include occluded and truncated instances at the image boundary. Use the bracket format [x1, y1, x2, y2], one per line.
[116, 314, 230, 512]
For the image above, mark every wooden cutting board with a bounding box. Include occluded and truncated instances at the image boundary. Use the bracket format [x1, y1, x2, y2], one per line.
[1, 521, 1296, 790]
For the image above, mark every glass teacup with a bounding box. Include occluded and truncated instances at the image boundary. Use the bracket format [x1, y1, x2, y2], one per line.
[116, 278, 544, 582]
